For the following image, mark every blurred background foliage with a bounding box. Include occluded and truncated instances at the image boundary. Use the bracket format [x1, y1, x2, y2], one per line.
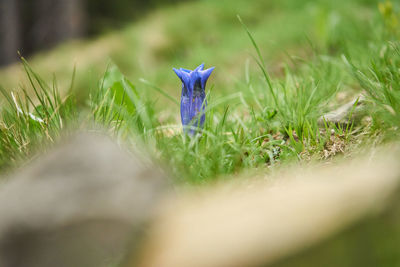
[0, 0, 386, 91]
[0, 0, 189, 66]
[86, 0, 190, 35]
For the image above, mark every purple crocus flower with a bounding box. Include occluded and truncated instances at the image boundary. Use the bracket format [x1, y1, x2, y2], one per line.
[173, 63, 214, 134]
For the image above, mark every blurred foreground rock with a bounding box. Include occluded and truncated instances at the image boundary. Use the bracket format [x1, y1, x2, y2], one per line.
[1, 132, 400, 267]
[137, 147, 400, 267]
[0, 133, 169, 267]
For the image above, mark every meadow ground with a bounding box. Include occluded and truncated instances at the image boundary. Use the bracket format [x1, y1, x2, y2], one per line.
[0, 0, 399, 185]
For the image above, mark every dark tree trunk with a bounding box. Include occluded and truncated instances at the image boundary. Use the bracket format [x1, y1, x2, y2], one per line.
[31, 0, 86, 51]
[0, 0, 21, 65]
[0, 0, 86, 67]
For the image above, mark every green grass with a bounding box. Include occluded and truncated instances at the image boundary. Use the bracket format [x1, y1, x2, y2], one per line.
[0, 0, 399, 184]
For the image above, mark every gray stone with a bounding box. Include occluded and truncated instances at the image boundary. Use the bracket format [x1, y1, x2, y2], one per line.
[318, 95, 366, 126]
[0, 132, 169, 267]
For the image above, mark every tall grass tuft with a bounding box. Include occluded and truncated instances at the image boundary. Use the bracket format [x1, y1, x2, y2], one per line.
[0, 58, 76, 170]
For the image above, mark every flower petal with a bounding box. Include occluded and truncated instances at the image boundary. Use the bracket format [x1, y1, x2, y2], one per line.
[199, 67, 215, 89]
[180, 68, 191, 73]
[173, 68, 183, 80]
[188, 70, 200, 95]
[190, 95, 206, 128]
[174, 64, 212, 134]
[195, 63, 205, 71]
[180, 96, 191, 127]
[173, 67, 190, 87]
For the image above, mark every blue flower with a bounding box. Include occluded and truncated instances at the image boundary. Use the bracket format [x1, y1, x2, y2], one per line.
[173, 63, 214, 134]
